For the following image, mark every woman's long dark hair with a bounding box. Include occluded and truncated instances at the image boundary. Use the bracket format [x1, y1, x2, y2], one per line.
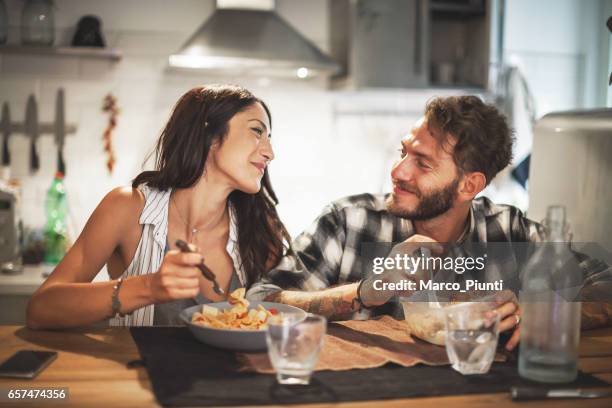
[133, 85, 291, 285]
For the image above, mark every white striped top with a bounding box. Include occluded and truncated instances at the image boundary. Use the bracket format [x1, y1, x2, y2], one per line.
[109, 184, 246, 326]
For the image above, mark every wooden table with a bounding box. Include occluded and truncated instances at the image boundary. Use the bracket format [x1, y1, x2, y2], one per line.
[0, 325, 611, 407]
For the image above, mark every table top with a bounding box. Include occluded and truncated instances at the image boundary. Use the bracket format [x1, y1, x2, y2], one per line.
[0, 325, 611, 408]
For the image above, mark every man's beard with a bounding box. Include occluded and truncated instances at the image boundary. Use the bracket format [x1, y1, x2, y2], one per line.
[386, 176, 460, 220]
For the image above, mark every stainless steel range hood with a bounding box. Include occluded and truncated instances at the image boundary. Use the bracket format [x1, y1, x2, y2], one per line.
[169, 0, 339, 78]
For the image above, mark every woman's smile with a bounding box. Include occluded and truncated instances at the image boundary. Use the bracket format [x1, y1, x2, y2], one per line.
[251, 161, 266, 175]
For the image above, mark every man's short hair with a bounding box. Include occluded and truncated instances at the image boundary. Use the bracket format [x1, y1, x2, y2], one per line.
[424, 95, 514, 184]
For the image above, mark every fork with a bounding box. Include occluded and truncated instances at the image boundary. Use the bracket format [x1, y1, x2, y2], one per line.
[175, 239, 226, 298]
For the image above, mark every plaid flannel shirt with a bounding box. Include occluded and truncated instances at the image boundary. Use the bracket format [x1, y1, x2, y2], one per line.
[247, 194, 612, 317]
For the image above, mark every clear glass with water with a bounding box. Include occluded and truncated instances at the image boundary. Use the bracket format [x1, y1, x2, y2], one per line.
[444, 305, 500, 375]
[266, 314, 326, 385]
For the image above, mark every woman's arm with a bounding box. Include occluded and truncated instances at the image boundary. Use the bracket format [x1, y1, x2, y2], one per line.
[26, 188, 205, 329]
[26, 187, 152, 329]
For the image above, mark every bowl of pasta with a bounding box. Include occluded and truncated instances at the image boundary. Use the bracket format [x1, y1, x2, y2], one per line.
[179, 288, 307, 351]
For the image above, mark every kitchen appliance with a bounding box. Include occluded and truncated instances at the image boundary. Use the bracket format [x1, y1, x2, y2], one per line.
[0, 184, 21, 271]
[528, 109, 612, 254]
[169, 0, 338, 78]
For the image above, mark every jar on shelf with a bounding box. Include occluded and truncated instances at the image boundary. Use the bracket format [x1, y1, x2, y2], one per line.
[21, 0, 55, 46]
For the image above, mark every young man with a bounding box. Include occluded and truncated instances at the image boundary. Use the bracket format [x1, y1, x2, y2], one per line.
[248, 96, 611, 351]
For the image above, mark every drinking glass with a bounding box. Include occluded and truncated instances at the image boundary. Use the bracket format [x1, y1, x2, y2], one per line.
[444, 304, 500, 375]
[266, 313, 326, 385]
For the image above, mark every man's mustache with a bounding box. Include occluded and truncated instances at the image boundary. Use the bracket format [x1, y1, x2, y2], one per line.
[393, 180, 421, 197]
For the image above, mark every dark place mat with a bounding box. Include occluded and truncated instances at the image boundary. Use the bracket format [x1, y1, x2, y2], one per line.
[130, 327, 609, 407]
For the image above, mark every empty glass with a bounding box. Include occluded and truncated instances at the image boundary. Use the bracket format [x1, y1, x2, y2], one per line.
[266, 313, 326, 385]
[444, 304, 500, 375]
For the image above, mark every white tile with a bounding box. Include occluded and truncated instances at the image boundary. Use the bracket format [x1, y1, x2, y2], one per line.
[114, 31, 183, 56]
[78, 58, 116, 80]
[111, 55, 164, 80]
[39, 79, 113, 110]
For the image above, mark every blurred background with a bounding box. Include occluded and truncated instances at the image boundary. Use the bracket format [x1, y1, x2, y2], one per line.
[0, 0, 610, 322]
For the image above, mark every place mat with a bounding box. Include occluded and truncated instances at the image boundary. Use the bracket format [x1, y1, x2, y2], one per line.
[239, 316, 449, 373]
[130, 326, 609, 407]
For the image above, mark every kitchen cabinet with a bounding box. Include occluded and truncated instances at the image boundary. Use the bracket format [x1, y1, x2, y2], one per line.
[330, 0, 502, 90]
[429, 0, 492, 88]
[0, 264, 47, 325]
[330, 0, 428, 89]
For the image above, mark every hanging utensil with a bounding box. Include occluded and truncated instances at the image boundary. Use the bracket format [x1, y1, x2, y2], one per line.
[1, 103, 10, 178]
[608, 17, 612, 85]
[24, 95, 39, 173]
[54, 88, 66, 175]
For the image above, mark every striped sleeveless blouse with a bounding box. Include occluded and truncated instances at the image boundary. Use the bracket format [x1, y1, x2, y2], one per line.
[109, 184, 246, 326]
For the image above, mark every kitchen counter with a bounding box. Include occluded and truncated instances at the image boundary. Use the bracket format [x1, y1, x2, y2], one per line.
[0, 265, 50, 325]
[0, 264, 49, 295]
[0, 264, 110, 324]
[0, 325, 611, 407]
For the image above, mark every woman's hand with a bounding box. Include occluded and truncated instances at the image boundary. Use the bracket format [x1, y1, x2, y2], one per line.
[147, 250, 203, 303]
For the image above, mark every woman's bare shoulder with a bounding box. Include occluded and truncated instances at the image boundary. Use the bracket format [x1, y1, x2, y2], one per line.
[91, 186, 145, 228]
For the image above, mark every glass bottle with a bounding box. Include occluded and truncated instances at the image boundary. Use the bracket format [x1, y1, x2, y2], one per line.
[43, 172, 68, 265]
[518, 205, 582, 383]
[21, 0, 55, 46]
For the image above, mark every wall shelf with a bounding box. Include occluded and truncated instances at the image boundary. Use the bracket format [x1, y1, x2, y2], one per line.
[0, 45, 122, 61]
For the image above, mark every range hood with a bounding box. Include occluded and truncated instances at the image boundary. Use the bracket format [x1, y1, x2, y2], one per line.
[169, 0, 339, 78]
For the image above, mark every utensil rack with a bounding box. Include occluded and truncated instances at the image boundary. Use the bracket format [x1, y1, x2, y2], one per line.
[6, 123, 77, 136]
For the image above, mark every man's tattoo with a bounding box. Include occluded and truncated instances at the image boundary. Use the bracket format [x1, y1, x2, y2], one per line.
[269, 287, 358, 320]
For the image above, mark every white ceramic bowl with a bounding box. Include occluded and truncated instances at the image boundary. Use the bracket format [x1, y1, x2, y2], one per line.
[400, 296, 501, 345]
[179, 301, 306, 351]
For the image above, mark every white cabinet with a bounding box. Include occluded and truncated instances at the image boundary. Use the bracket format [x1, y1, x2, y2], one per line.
[330, 0, 501, 90]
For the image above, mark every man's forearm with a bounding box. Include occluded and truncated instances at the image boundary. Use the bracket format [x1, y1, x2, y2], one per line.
[266, 282, 360, 321]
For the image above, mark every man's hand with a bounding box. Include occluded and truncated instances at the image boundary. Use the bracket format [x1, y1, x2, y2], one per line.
[485, 290, 521, 351]
[360, 234, 444, 307]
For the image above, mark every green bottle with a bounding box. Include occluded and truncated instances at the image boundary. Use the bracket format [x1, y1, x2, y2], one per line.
[44, 172, 68, 265]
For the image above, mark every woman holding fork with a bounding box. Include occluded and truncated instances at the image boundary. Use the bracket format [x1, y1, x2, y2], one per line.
[27, 84, 291, 328]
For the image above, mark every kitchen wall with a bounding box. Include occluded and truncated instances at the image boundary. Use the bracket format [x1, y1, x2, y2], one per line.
[0, 0, 450, 254]
[0, 0, 607, 282]
[504, 0, 612, 113]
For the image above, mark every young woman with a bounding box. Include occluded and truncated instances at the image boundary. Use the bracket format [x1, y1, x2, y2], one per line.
[26, 84, 291, 328]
